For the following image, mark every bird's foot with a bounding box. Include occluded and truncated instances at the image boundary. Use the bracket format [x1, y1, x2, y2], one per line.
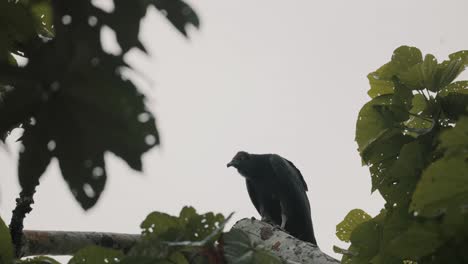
[261, 216, 276, 225]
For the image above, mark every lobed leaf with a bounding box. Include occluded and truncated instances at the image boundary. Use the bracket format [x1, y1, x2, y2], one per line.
[336, 209, 372, 242]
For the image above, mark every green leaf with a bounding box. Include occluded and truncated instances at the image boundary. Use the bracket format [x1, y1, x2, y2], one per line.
[141, 206, 225, 243]
[356, 95, 407, 154]
[439, 81, 468, 96]
[448, 50, 468, 66]
[391, 46, 423, 73]
[337, 209, 372, 242]
[167, 252, 189, 264]
[436, 57, 465, 89]
[410, 156, 468, 217]
[438, 116, 468, 153]
[387, 223, 443, 260]
[349, 220, 382, 260]
[178, 206, 225, 242]
[439, 93, 468, 121]
[367, 46, 422, 98]
[30, 0, 54, 38]
[367, 73, 394, 99]
[0, 216, 13, 264]
[379, 140, 426, 205]
[400, 54, 438, 91]
[69, 246, 124, 264]
[252, 250, 281, 264]
[141, 211, 180, 238]
[223, 229, 254, 264]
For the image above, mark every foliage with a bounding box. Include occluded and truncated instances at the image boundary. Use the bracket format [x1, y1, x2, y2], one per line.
[0, 216, 14, 264]
[64, 207, 278, 264]
[223, 229, 282, 264]
[337, 46, 468, 263]
[0, 0, 199, 210]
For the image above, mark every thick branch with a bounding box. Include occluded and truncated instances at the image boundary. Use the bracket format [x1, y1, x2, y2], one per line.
[21, 230, 139, 257]
[232, 218, 339, 264]
[21, 219, 339, 264]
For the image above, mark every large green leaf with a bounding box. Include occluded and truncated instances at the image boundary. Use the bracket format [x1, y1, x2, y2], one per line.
[336, 209, 372, 243]
[367, 46, 422, 99]
[439, 81, 468, 96]
[410, 157, 468, 217]
[356, 95, 408, 154]
[376, 140, 426, 205]
[223, 229, 281, 264]
[0, 216, 13, 264]
[387, 223, 443, 260]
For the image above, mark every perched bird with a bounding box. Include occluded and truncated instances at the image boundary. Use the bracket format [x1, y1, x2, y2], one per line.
[227, 151, 316, 244]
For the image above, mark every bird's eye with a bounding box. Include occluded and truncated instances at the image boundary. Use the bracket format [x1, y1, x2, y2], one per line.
[240, 155, 248, 161]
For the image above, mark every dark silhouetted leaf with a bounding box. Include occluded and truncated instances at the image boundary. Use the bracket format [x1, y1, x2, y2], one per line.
[153, 0, 200, 36]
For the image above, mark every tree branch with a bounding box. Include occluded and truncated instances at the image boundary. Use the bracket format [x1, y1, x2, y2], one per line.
[21, 230, 139, 257]
[231, 218, 339, 264]
[20, 218, 339, 264]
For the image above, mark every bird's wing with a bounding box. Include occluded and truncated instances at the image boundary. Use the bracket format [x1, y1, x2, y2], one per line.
[269, 154, 311, 212]
[246, 179, 261, 214]
[284, 158, 308, 191]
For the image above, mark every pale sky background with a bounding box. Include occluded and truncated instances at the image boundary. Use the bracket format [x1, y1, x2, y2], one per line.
[2, 0, 468, 261]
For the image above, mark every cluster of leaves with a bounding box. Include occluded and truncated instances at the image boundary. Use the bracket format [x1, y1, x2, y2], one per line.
[0, 0, 199, 209]
[0, 207, 280, 264]
[336, 46, 468, 263]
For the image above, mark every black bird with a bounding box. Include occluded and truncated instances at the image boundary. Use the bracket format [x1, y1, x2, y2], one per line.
[227, 151, 316, 244]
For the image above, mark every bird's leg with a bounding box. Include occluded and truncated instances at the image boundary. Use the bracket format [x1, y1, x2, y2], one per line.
[259, 204, 275, 224]
[280, 200, 288, 229]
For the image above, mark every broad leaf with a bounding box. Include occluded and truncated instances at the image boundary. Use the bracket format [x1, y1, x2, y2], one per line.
[0, 216, 13, 264]
[336, 209, 372, 242]
[410, 157, 468, 217]
[387, 223, 443, 260]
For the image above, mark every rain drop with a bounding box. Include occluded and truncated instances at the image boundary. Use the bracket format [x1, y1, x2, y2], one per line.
[29, 117, 36, 126]
[62, 15, 72, 25]
[47, 140, 56, 151]
[83, 184, 95, 198]
[92, 166, 104, 178]
[145, 135, 156, 145]
[138, 112, 150, 123]
[90, 57, 100, 66]
[88, 16, 98, 27]
[50, 81, 60, 92]
[84, 159, 93, 168]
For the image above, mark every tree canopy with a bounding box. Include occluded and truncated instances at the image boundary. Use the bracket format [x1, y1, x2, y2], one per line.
[336, 46, 468, 263]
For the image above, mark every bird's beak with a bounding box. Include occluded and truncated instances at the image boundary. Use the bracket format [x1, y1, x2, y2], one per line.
[227, 160, 238, 168]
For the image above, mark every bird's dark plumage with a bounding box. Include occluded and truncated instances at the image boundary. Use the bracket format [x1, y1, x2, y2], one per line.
[227, 151, 316, 244]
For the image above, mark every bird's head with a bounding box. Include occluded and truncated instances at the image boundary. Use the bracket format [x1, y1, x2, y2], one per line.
[227, 151, 253, 175]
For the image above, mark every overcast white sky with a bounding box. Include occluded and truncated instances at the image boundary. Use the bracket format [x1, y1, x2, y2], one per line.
[2, 0, 468, 260]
